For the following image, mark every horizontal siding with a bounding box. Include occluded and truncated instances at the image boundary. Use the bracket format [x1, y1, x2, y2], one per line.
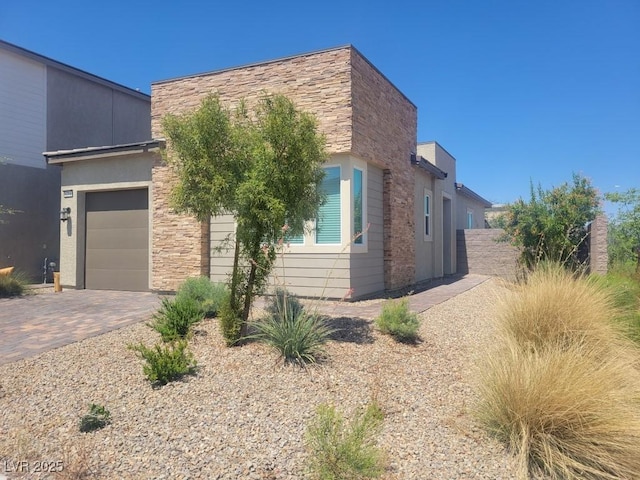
[350, 164, 384, 298]
[0, 49, 46, 168]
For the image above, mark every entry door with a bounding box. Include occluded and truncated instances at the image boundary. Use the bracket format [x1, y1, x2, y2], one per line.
[85, 189, 149, 291]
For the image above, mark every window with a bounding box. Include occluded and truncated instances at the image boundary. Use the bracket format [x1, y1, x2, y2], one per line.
[467, 209, 473, 229]
[316, 166, 341, 244]
[424, 191, 432, 240]
[353, 167, 363, 244]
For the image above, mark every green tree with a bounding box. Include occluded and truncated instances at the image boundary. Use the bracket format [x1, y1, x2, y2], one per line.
[503, 174, 600, 271]
[163, 94, 327, 344]
[604, 188, 640, 271]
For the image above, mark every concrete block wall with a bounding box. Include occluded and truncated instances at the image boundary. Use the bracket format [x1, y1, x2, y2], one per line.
[457, 229, 520, 280]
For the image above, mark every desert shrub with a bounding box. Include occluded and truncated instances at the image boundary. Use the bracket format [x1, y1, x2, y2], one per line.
[176, 276, 228, 317]
[254, 290, 333, 364]
[497, 263, 629, 352]
[306, 402, 386, 480]
[593, 271, 640, 344]
[0, 271, 27, 298]
[477, 262, 640, 479]
[219, 299, 243, 346]
[476, 338, 640, 479]
[149, 297, 203, 342]
[79, 404, 111, 433]
[129, 340, 196, 386]
[375, 298, 420, 343]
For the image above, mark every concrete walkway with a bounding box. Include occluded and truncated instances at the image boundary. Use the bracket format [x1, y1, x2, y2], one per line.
[0, 274, 488, 366]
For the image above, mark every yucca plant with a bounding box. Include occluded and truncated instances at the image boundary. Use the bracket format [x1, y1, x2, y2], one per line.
[254, 289, 333, 364]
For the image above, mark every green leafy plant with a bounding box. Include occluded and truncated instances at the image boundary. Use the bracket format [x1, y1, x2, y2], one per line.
[306, 402, 386, 480]
[149, 297, 203, 342]
[176, 276, 228, 317]
[129, 340, 196, 386]
[375, 298, 420, 343]
[254, 289, 333, 364]
[0, 271, 27, 298]
[79, 403, 111, 433]
[604, 188, 640, 271]
[502, 174, 599, 271]
[163, 93, 327, 341]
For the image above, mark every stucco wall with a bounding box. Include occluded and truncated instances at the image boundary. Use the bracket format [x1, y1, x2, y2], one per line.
[59, 152, 155, 288]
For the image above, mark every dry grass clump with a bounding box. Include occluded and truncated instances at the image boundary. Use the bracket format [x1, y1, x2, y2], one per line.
[477, 263, 640, 479]
[497, 263, 630, 352]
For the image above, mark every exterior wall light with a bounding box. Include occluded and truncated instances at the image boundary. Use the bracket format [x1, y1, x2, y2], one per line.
[60, 207, 71, 222]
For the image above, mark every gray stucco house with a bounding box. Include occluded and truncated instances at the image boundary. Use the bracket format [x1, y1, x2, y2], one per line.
[45, 45, 491, 297]
[0, 40, 150, 281]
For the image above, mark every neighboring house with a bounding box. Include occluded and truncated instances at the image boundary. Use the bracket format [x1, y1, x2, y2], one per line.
[0, 39, 151, 281]
[47, 45, 490, 298]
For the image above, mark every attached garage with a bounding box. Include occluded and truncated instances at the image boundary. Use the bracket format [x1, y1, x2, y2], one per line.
[44, 140, 161, 291]
[85, 189, 149, 291]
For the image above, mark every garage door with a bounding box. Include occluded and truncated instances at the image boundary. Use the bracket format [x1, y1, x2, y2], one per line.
[85, 189, 149, 291]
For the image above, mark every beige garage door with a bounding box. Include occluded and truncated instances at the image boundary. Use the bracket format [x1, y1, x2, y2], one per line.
[85, 189, 149, 291]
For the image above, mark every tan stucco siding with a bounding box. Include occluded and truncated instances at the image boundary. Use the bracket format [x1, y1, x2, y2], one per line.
[59, 153, 155, 288]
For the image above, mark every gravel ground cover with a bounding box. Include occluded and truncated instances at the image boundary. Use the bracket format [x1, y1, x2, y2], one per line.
[0, 279, 517, 479]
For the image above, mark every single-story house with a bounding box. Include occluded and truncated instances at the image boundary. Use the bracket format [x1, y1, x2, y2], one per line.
[45, 45, 491, 299]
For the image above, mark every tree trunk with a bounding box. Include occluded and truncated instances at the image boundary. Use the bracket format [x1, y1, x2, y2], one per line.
[241, 261, 257, 338]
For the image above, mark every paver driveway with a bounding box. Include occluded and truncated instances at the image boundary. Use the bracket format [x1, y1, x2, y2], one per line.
[0, 274, 488, 366]
[0, 289, 161, 365]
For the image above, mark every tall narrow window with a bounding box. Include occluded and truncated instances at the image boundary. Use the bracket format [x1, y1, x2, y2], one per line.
[467, 210, 473, 229]
[424, 192, 431, 239]
[353, 168, 363, 244]
[316, 166, 341, 244]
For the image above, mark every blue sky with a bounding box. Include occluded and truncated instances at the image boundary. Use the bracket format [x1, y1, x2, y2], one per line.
[2, 0, 638, 207]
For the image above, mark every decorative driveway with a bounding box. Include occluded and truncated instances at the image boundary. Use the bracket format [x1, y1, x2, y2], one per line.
[0, 289, 161, 365]
[0, 274, 489, 366]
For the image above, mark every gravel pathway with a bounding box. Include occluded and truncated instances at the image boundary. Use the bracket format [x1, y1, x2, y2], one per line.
[0, 279, 517, 479]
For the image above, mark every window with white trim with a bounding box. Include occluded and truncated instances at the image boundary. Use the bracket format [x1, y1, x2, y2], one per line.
[466, 209, 473, 229]
[315, 166, 341, 244]
[424, 190, 432, 241]
[353, 167, 364, 244]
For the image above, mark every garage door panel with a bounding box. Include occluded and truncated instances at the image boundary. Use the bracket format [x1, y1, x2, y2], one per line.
[86, 210, 148, 230]
[85, 189, 149, 292]
[86, 227, 148, 250]
[85, 248, 148, 270]
[85, 268, 149, 292]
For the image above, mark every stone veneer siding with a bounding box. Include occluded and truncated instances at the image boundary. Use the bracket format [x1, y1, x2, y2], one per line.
[151, 46, 417, 292]
[350, 49, 417, 290]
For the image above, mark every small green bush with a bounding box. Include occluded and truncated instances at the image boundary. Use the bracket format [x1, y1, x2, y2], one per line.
[79, 403, 111, 433]
[375, 298, 420, 343]
[129, 340, 196, 386]
[0, 272, 27, 298]
[306, 402, 386, 480]
[254, 290, 333, 364]
[219, 299, 243, 346]
[149, 297, 203, 342]
[593, 271, 640, 344]
[176, 276, 228, 317]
